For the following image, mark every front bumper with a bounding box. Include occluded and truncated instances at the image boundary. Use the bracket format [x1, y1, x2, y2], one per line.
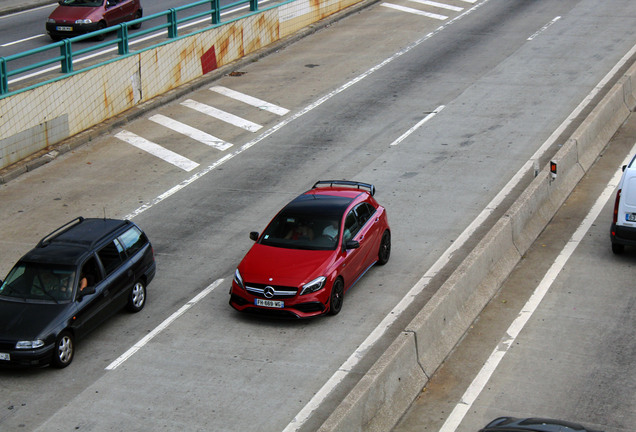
[0, 342, 55, 368]
[46, 22, 101, 38]
[229, 282, 329, 319]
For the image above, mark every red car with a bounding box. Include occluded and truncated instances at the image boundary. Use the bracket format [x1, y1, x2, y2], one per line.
[46, 0, 143, 41]
[229, 180, 391, 318]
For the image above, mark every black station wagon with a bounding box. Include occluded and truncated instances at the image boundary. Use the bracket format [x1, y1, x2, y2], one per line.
[0, 217, 155, 368]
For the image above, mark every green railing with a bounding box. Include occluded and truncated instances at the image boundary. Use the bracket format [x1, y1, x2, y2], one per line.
[0, 0, 277, 97]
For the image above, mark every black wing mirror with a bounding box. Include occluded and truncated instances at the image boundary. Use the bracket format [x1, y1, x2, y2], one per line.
[77, 285, 96, 299]
[249, 232, 259, 241]
[344, 240, 360, 250]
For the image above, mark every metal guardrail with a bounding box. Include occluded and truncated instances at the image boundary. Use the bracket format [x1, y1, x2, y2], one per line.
[0, 0, 279, 97]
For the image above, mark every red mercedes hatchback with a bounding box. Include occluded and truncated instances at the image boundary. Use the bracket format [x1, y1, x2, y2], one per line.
[46, 0, 143, 41]
[229, 180, 391, 318]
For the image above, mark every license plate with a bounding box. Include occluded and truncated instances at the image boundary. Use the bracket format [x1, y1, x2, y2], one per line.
[255, 298, 284, 308]
[626, 213, 636, 222]
[0, 353, 10, 361]
[56, 26, 73, 31]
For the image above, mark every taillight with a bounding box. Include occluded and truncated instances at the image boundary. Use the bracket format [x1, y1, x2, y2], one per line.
[613, 189, 621, 224]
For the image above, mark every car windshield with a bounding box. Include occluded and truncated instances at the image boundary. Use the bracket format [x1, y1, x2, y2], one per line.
[0, 262, 76, 303]
[260, 212, 340, 250]
[59, 0, 103, 6]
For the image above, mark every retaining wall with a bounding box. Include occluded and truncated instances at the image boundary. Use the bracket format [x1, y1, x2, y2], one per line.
[0, 0, 363, 172]
[318, 59, 636, 432]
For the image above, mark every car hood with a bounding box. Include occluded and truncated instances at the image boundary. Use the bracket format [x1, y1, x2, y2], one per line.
[49, 5, 101, 23]
[0, 299, 70, 340]
[239, 244, 335, 287]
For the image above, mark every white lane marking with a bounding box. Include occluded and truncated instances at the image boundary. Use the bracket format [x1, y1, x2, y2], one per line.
[181, 99, 262, 132]
[115, 130, 199, 172]
[0, 4, 55, 20]
[149, 114, 233, 151]
[438, 144, 636, 432]
[390, 105, 445, 146]
[409, 0, 463, 12]
[458, 0, 477, 2]
[528, 16, 561, 41]
[211, 86, 290, 116]
[1, 34, 46, 47]
[381, 3, 448, 20]
[106, 279, 224, 370]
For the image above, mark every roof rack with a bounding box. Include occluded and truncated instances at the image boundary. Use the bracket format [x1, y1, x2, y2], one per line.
[36, 217, 85, 248]
[312, 180, 376, 196]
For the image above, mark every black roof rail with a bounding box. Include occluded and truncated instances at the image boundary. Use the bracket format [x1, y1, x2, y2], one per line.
[312, 180, 376, 196]
[36, 216, 85, 248]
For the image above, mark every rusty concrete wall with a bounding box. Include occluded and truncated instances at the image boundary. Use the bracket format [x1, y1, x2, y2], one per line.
[0, 0, 361, 172]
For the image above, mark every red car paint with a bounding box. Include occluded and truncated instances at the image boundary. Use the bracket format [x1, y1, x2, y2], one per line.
[229, 181, 391, 318]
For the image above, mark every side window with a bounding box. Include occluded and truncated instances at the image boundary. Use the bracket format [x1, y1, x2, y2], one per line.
[97, 240, 125, 276]
[80, 256, 102, 288]
[354, 203, 375, 226]
[119, 226, 147, 257]
[343, 211, 360, 242]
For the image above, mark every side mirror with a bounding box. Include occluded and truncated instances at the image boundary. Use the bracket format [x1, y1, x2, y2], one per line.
[344, 240, 360, 250]
[249, 232, 259, 241]
[78, 285, 96, 298]
[623, 165, 627, 172]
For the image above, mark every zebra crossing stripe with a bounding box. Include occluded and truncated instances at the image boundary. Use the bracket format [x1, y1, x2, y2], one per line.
[380, 3, 448, 19]
[149, 114, 232, 151]
[181, 99, 262, 132]
[210, 86, 290, 116]
[410, 0, 463, 11]
[115, 130, 199, 172]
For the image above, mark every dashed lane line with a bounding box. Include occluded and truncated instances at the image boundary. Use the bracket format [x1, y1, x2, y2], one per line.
[115, 130, 200, 172]
[149, 114, 233, 151]
[211, 86, 290, 116]
[181, 99, 263, 132]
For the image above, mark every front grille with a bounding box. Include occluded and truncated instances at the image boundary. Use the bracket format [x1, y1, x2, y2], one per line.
[245, 283, 298, 299]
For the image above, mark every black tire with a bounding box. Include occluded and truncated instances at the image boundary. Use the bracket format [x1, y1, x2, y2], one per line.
[328, 278, 344, 316]
[377, 230, 391, 265]
[131, 10, 142, 30]
[127, 280, 146, 312]
[94, 21, 106, 41]
[612, 242, 625, 255]
[51, 331, 74, 369]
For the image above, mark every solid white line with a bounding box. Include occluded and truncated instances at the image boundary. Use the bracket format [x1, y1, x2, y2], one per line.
[181, 99, 262, 132]
[528, 16, 561, 41]
[211, 86, 290, 116]
[1, 34, 46, 47]
[381, 3, 448, 20]
[149, 114, 233, 151]
[390, 105, 445, 146]
[105, 279, 224, 370]
[115, 130, 199, 172]
[438, 144, 636, 432]
[409, 0, 463, 12]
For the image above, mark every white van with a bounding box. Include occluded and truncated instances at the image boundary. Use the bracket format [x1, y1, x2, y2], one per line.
[611, 154, 636, 254]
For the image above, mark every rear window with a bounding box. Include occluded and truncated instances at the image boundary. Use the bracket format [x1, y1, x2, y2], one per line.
[119, 226, 148, 257]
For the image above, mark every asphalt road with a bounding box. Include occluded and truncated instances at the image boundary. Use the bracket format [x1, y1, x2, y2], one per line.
[1, 0, 636, 431]
[393, 113, 636, 432]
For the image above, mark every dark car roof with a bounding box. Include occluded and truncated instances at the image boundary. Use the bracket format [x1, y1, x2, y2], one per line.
[282, 193, 355, 219]
[480, 417, 603, 432]
[20, 218, 130, 266]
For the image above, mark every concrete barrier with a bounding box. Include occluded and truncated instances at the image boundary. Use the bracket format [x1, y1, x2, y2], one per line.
[318, 57, 636, 432]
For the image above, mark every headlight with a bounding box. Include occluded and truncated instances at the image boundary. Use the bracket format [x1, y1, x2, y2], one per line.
[300, 276, 326, 295]
[47, 18, 56, 24]
[75, 19, 93, 24]
[16, 340, 45, 349]
[233, 269, 244, 290]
